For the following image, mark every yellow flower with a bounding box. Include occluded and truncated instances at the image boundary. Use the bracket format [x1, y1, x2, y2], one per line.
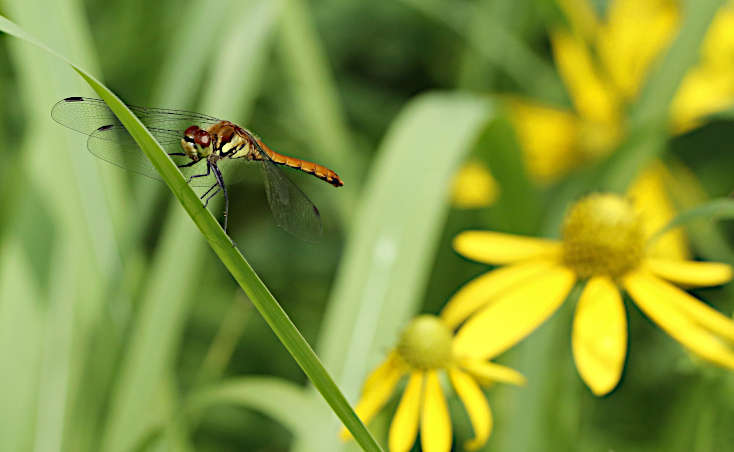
[510, 0, 734, 182]
[343, 315, 525, 452]
[444, 193, 734, 396]
[451, 161, 499, 209]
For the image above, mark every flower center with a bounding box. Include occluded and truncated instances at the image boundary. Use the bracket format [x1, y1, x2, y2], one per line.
[396, 315, 453, 370]
[562, 193, 644, 279]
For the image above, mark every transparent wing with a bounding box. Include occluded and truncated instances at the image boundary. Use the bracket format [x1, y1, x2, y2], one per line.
[259, 151, 323, 242]
[86, 125, 222, 187]
[52, 97, 228, 188]
[51, 97, 222, 135]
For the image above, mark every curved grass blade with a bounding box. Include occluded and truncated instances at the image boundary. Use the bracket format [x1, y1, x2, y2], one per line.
[649, 198, 734, 245]
[186, 377, 311, 438]
[294, 92, 494, 452]
[0, 13, 383, 452]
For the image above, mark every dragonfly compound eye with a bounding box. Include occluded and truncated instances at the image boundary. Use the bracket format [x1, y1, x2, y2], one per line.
[184, 125, 200, 141]
[194, 129, 211, 148]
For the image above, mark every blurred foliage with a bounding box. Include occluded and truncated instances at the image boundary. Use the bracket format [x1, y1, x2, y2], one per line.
[0, 0, 733, 451]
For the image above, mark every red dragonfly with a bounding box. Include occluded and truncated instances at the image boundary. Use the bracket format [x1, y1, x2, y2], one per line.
[52, 97, 343, 240]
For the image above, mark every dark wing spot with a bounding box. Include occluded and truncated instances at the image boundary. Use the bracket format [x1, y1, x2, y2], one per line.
[63, 96, 85, 102]
[97, 124, 115, 131]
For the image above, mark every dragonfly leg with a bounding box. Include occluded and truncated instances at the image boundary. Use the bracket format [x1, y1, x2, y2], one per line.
[178, 159, 200, 169]
[200, 183, 218, 200]
[213, 164, 229, 232]
[168, 152, 186, 156]
[203, 186, 221, 207]
[187, 162, 211, 183]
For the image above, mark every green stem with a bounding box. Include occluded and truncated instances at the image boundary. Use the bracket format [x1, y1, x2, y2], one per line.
[78, 75, 384, 452]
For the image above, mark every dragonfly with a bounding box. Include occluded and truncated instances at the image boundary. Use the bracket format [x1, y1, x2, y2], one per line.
[51, 97, 343, 240]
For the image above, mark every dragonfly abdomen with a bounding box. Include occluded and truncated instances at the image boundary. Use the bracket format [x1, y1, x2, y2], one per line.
[255, 141, 343, 187]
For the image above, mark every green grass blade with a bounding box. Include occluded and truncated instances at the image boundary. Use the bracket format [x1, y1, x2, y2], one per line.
[101, 2, 282, 450]
[277, 0, 363, 223]
[628, 0, 727, 128]
[0, 14, 383, 452]
[299, 92, 494, 452]
[186, 377, 310, 437]
[396, 0, 567, 104]
[599, 0, 726, 191]
[0, 241, 43, 452]
[0, 2, 129, 451]
[649, 198, 734, 245]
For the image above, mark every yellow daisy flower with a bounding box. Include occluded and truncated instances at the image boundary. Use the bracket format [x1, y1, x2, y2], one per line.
[343, 315, 525, 452]
[451, 161, 499, 209]
[510, 0, 734, 182]
[443, 193, 734, 396]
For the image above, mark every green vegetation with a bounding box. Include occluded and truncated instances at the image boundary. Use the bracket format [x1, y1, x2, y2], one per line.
[0, 0, 733, 451]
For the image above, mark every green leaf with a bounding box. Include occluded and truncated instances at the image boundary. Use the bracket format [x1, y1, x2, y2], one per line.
[186, 377, 310, 437]
[278, 0, 363, 224]
[599, 0, 727, 192]
[649, 198, 734, 245]
[0, 241, 43, 452]
[396, 0, 567, 105]
[300, 92, 494, 451]
[0, 13, 383, 452]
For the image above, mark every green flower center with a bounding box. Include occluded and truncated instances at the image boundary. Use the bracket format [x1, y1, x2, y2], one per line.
[396, 315, 453, 370]
[562, 193, 644, 279]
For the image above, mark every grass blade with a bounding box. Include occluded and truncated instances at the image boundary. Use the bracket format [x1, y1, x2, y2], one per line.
[396, 0, 567, 104]
[649, 197, 734, 245]
[0, 241, 43, 452]
[186, 377, 311, 437]
[277, 0, 362, 223]
[102, 2, 283, 450]
[298, 92, 494, 451]
[0, 13, 384, 452]
[599, 0, 726, 191]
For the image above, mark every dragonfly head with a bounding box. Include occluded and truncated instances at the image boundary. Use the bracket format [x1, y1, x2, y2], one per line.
[181, 125, 212, 159]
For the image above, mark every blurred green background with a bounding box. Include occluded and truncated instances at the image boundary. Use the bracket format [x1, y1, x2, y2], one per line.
[1, 0, 734, 451]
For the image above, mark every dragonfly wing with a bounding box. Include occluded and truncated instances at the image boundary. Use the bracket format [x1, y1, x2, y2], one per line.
[88, 125, 213, 187]
[51, 97, 222, 136]
[259, 156, 323, 241]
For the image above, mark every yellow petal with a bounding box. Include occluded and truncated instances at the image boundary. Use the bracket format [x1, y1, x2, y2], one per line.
[550, 30, 619, 124]
[448, 368, 492, 451]
[454, 266, 576, 359]
[388, 372, 423, 452]
[451, 162, 499, 209]
[572, 277, 627, 396]
[505, 99, 581, 183]
[672, 64, 734, 133]
[596, 0, 678, 101]
[341, 352, 405, 440]
[420, 371, 452, 452]
[624, 271, 734, 369]
[700, 5, 734, 64]
[627, 162, 689, 260]
[459, 358, 526, 386]
[453, 231, 561, 265]
[441, 260, 556, 329]
[645, 258, 733, 288]
[626, 271, 734, 343]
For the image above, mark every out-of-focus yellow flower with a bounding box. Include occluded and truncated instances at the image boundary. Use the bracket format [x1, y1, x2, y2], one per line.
[451, 161, 499, 209]
[444, 193, 734, 396]
[342, 315, 525, 452]
[509, 0, 734, 182]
